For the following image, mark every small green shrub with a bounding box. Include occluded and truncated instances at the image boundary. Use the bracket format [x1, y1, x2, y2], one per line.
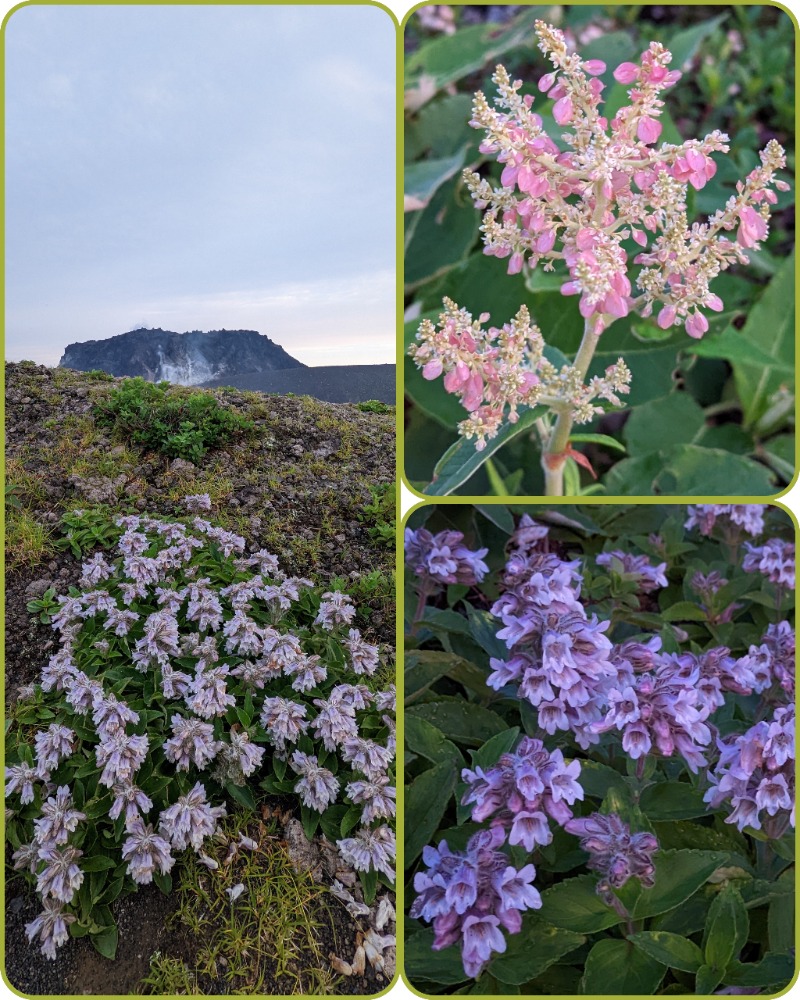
[56, 506, 124, 558]
[93, 378, 252, 464]
[356, 400, 392, 414]
[359, 484, 395, 548]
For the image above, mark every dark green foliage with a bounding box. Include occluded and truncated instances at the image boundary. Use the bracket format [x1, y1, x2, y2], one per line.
[93, 378, 252, 464]
[356, 399, 393, 414]
[359, 482, 396, 548]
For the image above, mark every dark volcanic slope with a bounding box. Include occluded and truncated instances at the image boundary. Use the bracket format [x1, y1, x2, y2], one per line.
[59, 328, 304, 384]
[201, 364, 396, 404]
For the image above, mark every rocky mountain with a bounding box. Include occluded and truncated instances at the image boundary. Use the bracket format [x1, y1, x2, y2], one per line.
[58, 328, 304, 385]
[201, 364, 395, 404]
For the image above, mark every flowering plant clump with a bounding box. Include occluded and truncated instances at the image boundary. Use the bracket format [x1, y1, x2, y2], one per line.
[6, 500, 395, 960]
[405, 503, 794, 993]
[404, 12, 793, 497]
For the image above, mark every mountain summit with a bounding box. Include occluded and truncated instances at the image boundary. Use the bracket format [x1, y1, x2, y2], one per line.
[58, 328, 304, 386]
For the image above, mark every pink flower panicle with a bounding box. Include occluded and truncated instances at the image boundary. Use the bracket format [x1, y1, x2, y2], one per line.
[410, 298, 630, 449]
[463, 21, 787, 339]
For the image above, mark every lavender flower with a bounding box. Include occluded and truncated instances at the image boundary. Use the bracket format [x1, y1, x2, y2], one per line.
[312, 698, 359, 751]
[337, 824, 396, 881]
[40, 649, 77, 693]
[5, 762, 38, 804]
[290, 751, 340, 811]
[564, 812, 659, 895]
[260, 697, 309, 753]
[596, 550, 668, 593]
[743, 539, 795, 589]
[95, 730, 149, 787]
[405, 528, 489, 588]
[341, 736, 394, 780]
[461, 738, 583, 850]
[122, 818, 175, 884]
[685, 504, 766, 538]
[34, 724, 75, 778]
[344, 628, 381, 676]
[109, 781, 153, 825]
[186, 664, 236, 718]
[215, 730, 264, 782]
[159, 782, 226, 851]
[346, 776, 397, 824]
[25, 898, 76, 960]
[80, 553, 113, 587]
[163, 715, 219, 771]
[315, 591, 357, 630]
[36, 844, 84, 903]
[410, 828, 541, 979]
[92, 693, 139, 736]
[183, 493, 212, 512]
[33, 786, 86, 846]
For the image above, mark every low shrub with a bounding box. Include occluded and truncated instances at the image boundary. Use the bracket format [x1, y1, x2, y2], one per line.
[6, 495, 396, 961]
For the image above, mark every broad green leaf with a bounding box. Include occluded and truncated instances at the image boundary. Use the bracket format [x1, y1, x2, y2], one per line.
[628, 931, 704, 974]
[475, 503, 515, 534]
[732, 250, 795, 428]
[653, 445, 776, 496]
[579, 759, 629, 800]
[705, 885, 748, 971]
[406, 650, 474, 701]
[404, 147, 469, 206]
[581, 939, 666, 995]
[667, 13, 728, 69]
[623, 393, 706, 456]
[91, 923, 119, 960]
[405, 928, 468, 986]
[659, 601, 709, 623]
[569, 432, 626, 453]
[424, 405, 546, 496]
[768, 878, 795, 953]
[469, 727, 520, 772]
[466, 606, 509, 660]
[633, 850, 728, 920]
[410, 93, 475, 158]
[406, 699, 508, 746]
[724, 953, 795, 987]
[405, 759, 459, 864]
[696, 964, 725, 994]
[405, 175, 480, 287]
[420, 607, 474, 639]
[762, 433, 795, 484]
[688, 324, 793, 374]
[603, 452, 666, 496]
[490, 916, 585, 985]
[539, 874, 622, 933]
[405, 715, 463, 766]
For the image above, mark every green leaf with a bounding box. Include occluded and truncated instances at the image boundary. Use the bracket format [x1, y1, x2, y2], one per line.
[80, 855, 117, 873]
[405, 759, 459, 865]
[406, 699, 508, 746]
[469, 727, 519, 772]
[640, 782, 712, 820]
[405, 175, 480, 287]
[91, 923, 118, 960]
[466, 606, 509, 660]
[490, 916, 585, 985]
[688, 325, 794, 374]
[724, 953, 795, 987]
[623, 393, 706, 456]
[539, 874, 622, 933]
[579, 760, 629, 800]
[153, 870, 172, 895]
[404, 146, 469, 207]
[424, 406, 546, 496]
[653, 445, 775, 496]
[405, 715, 464, 766]
[406, 650, 473, 701]
[629, 931, 704, 974]
[405, 928, 468, 986]
[633, 851, 728, 920]
[228, 783, 256, 811]
[581, 939, 666, 995]
[475, 504, 515, 534]
[667, 13, 728, 69]
[731, 250, 795, 428]
[704, 885, 748, 972]
[659, 601, 708, 623]
[696, 963, 725, 994]
[569, 432, 626, 453]
[420, 607, 474, 639]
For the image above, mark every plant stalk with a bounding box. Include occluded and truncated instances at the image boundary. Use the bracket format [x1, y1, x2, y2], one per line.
[542, 315, 604, 495]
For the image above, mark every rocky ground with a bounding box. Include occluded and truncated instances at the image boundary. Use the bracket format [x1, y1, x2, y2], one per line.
[5, 361, 396, 994]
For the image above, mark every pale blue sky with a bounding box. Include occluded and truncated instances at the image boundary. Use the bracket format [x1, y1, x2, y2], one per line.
[5, 4, 396, 366]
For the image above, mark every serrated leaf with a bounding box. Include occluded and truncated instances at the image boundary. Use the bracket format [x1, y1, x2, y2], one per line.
[582, 939, 666, 995]
[633, 850, 728, 920]
[629, 931, 704, 974]
[490, 916, 585, 985]
[540, 874, 622, 933]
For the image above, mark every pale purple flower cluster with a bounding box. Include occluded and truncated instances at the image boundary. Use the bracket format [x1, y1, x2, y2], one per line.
[596, 550, 667, 593]
[5, 762, 38, 804]
[704, 704, 795, 836]
[461, 737, 583, 850]
[404, 527, 489, 587]
[163, 715, 219, 771]
[737, 622, 795, 699]
[742, 539, 795, 589]
[25, 898, 77, 960]
[410, 827, 542, 979]
[34, 724, 75, 778]
[314, 591, 357, 630]
[564, 812, 659, 893]
[487, 518, 615, 746]
[337, 824, 396, 881]
[289, 751, 340, 811]
[121, 817, 175, 884]
[158, 782, 226, 851]
[685, 504, 766, 538]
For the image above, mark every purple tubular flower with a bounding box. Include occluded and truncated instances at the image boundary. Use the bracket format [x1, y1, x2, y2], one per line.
[461, 737, 583, 849]
[122, 817, 175, 884]
[704, 704, 795, 836]
[36, 844, 84, 903]
[404, 528, 489, 588]
[564, 812, 658, 892]
[410, 827, 541, 980]
[596, 550, 668, 593]
[25, 898, 76, 960]
[163, 714, 219, 771]
[290, 751, 340, 811]
[34, 786, 86, 846]
[336, 824, 395, 881]
[685, 504, 766, 538]
[5, 762, 38, 804]
[260, 697, 309, 753]
[34, 724, 75, 778]
[158, 782, 226, 851]
[95, 730, 149, 787]
[743, 539, 795, 589]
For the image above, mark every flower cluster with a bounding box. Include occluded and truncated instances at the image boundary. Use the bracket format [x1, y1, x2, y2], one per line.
[685, 504, 766, 538]
[738, 622, 795, 700]
[462, 737, 584, 850]
[410, 828, 542, 979]
[6, 499, 396, 959]
[743, 539, 795, 589]
[704, 704, 795, 836]
[464, 22, 787, 338]
[596, 550, 668, 593]
[409, 299, 631, 449]
[404, 526, 489, 588]
[564, 812, 659, 896]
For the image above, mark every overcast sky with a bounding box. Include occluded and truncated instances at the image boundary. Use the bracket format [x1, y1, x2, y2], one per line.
[5, 4, 395, 367]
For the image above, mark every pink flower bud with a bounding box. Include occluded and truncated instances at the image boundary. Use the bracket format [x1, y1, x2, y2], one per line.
[507, 252, 524, 275]
[637, 116, 662, 144]
[657, 305, 676, 329]
[602, 289, 629, 319]
[422, 359, 443, 380]
[706, 294, 724, 312]
[631, 228, 648, 247]
[613, 62, 639, 84]
[685, 312, 709, 339]
[561, 281, 580, 296]
[535, 228, 557, 254]
[538, 72, 556, 93]
[583, 59, 606, 76]
[552, 95, 574, 125]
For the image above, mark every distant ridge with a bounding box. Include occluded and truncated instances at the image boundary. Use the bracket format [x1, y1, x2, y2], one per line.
[59, 328, 304, 385]
[201, 364, 395, 405]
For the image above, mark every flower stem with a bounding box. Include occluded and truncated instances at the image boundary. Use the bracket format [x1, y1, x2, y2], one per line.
[542, 315, 604, 495]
